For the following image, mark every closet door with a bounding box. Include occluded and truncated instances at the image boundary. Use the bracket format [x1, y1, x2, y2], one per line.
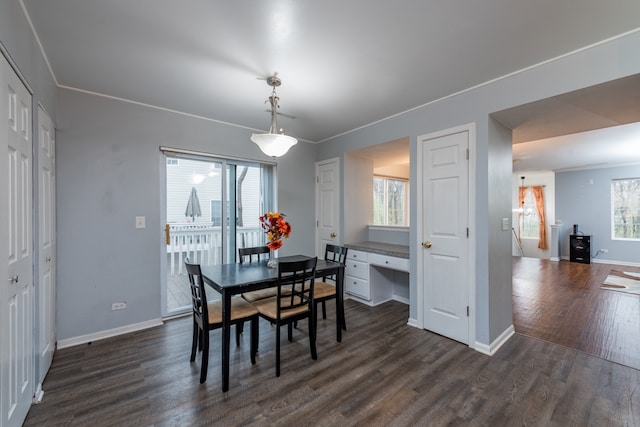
[37, 106, 56, 393]
[0, 55, 34, 427]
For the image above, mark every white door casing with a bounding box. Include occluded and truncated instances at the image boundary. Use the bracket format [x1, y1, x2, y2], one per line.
[316, 158, 340, 258]
[37, 106, 56, 393]
[418, 124, 473, 345]
[1, 55, 34, 427]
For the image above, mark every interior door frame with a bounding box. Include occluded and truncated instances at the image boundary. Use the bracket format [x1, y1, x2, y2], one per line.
[416, 122, 476, 350]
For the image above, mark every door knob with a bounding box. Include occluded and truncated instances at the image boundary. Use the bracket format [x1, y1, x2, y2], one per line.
[330, 232, 337, 238]
[422, 241, 432, 249]
[8, 275, 18, 283]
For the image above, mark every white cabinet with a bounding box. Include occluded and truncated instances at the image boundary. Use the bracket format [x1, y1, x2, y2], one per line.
[344, 249, 409, 306]
[345, 250, 369, 300]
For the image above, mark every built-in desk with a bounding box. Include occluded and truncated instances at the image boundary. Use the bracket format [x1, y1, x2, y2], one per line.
[344, 242, 409, 306]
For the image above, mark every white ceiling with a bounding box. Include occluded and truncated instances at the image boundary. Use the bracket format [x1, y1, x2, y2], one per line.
[21, 0, 640, 169]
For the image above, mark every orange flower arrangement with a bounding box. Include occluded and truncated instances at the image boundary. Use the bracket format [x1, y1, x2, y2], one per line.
[259, 212, 292, 250]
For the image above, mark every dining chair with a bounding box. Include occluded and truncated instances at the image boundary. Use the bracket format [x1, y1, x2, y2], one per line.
[185, 259, 259, 384]
[293, 244, 348, 338]
[253, 257, 318, 377]
[315, 244, 349, 329]
[239, 246, 290, 303]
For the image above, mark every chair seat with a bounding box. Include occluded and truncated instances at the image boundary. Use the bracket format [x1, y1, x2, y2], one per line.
[254, 296, 310, 320]
[310, 281, 336, 299]
[242, 286, 292, 303]
[207, 296, 259, 325]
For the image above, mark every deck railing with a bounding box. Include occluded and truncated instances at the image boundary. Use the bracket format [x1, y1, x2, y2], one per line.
[167, 224, 263, 275]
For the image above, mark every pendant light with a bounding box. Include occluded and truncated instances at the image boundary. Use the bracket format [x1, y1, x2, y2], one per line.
[251, 76, 297, 158]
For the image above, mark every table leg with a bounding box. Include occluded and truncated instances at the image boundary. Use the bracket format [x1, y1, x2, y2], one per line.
[221, 290, 231, 392]
[336, 266, 344, 342]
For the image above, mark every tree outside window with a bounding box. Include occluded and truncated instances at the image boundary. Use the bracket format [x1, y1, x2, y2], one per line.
[519, 188, 540, 239]
[612, 178, 640, 240]
[373, 176, 408, 226]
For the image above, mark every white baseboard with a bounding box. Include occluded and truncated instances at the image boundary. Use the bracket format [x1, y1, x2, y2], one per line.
[406, 317, 419, 328]
[392, 295, 410, 305]
[57, 318, 164, 349]
[592, 258, 640, 267]
[475, 325, 515, 356]
[34, 383, 44, 403]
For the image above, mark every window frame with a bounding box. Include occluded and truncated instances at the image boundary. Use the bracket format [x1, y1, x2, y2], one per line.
[611, 177, 640, 241]
[373, 175, 409, 226]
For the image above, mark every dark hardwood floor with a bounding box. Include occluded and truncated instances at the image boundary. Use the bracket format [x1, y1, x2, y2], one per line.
[513, 257, 640, 371]
[26, 291, 640, 426]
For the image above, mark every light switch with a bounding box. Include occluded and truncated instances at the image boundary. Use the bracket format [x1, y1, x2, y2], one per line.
[136, 216, 146, 229]
[501, 217, 509, 231]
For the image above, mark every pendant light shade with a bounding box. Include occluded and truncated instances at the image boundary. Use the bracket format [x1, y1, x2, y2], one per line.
[251, 76, 297, 158]
[251, 133, 298, 158]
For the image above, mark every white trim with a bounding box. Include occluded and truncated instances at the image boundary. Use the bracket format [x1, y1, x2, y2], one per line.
[367, 225, 409, 233]
[406, 317, 419, 328]
[56, 319, 163, 349]
[475, 325, 515, 356]
[34, 383, 44, 404]
[392, 295, 410, 305]
[592, 258, 640, 268]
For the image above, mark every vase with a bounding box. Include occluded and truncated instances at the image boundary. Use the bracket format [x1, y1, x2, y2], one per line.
[267, 249, 277, 268]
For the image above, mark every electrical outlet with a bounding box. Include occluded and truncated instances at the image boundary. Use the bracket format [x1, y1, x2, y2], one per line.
[601, 249, 608, 253]
[112, 302, 127, 311]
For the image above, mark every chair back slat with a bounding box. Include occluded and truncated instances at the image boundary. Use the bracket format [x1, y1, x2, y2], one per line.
[323, 244, 348, 281]
[238, 246, 270, 264]
[185, 258, 208, 328]
[277, 257, 317, 320]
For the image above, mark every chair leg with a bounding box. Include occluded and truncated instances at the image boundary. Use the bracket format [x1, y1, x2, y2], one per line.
[287, 323, 293, 342]
[322, 301, 327, 319]
[190, 320, 198, 362]
[200, 331, 209, 384]
[275, 325, 281, 377]
[309, 308, 317, 360]
[235, 322, 242, 347]
[250, 318, 258, 365]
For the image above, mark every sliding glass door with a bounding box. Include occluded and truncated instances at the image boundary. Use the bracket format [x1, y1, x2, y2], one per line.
[164, 154, 274, 315]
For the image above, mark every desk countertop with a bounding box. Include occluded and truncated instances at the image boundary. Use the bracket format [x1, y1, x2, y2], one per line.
[345, 241, 409, 259]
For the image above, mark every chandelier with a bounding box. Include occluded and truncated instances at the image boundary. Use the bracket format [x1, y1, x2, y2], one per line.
[251, 76, 297, 158]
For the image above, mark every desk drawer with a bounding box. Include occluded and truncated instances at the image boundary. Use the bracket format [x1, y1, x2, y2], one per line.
[345, 276, 370, 300]
[345, 259, 369, 280]
[347, 249, 368, 262]
[368, 253, 409, 272]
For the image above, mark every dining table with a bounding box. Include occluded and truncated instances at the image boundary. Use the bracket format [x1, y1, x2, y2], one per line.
[200, 254, 345, 392]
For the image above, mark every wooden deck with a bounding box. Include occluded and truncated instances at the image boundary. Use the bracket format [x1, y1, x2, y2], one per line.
[167, 273, 221, 314]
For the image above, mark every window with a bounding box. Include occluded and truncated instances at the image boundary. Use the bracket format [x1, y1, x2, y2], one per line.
[519, 188, 540, 239]
[612, 178, 640, 240]
[373, 176, 408, 226]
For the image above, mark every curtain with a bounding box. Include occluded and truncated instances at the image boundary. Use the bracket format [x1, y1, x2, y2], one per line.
[532, 186, 547, 249]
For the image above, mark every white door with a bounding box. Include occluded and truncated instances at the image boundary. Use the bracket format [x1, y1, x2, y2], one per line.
[37, 106, 55, 392]
[419, 126, 470, 344]
[315, 158, 340, 257]
[1, 55, 34, 427]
